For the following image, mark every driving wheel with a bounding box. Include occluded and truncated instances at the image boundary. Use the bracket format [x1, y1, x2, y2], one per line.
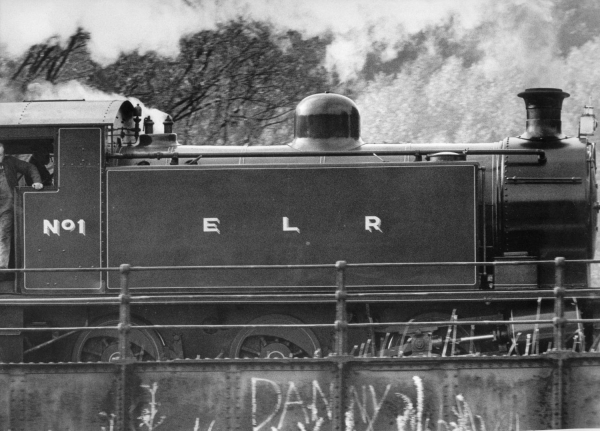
[71, 318, 163, 362]
[229, 314, 321, 359]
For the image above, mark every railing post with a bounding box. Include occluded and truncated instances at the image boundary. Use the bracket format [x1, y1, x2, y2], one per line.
[117, 264, 132, 431]
[553, 257, 566, 351]
[333, 261, 348, 431]
[119, 264, 131, 360]
[335, 261, 348, 356]
[552, 257, 567, 429]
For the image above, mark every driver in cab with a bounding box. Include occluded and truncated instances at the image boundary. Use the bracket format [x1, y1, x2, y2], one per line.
[0, 143, 43, 271]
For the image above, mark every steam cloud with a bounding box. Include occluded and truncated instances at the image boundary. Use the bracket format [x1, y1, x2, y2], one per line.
[1, 0, 500, 81]
[0, 0, 593, 121]
[19, 81, 168, 133]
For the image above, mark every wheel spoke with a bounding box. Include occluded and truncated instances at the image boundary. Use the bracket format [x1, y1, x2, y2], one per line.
[241, 346, 261, 356]
[238, 335, 312, 359]
[82, 339, 106, 357]
[81, 347, 102, 358]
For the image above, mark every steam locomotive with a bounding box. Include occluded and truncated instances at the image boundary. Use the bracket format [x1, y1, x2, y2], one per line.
[0, 87, 596, 363]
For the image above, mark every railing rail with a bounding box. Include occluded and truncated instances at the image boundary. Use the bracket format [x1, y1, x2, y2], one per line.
[2, 257, 600, 356]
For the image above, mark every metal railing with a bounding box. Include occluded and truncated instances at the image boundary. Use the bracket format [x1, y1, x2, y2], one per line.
[2, 256, 600, 360]
[1, 258, 599, 431]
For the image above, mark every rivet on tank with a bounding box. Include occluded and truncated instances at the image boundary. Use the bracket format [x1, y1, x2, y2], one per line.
[291, 93, 364, 151]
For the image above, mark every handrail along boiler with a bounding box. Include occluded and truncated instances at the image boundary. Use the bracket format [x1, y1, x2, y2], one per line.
[0, 87, 597, 362]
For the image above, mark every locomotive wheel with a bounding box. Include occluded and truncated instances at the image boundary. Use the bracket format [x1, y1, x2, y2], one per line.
[229, 314, 320, 359]
[71, 318, 164, 363]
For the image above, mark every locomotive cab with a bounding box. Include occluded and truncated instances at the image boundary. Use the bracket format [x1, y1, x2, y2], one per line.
[0, 100, 140, 295]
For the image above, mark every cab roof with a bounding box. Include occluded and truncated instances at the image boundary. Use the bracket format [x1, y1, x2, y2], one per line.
[0, 100, 136, 126]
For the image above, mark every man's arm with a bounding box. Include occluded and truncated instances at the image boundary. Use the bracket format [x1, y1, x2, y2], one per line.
[13, 158, 43, 189]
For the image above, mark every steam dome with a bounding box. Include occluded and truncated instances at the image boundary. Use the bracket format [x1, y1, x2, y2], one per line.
[292, 93, 363, 151]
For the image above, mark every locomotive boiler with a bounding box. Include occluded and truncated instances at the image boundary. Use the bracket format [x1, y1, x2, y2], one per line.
[0, 87, 597, 364]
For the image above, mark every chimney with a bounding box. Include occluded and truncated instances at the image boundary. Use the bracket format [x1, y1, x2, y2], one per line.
[517, 88, 570, 140]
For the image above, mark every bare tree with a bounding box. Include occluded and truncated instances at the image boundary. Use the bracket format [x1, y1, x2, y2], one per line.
[3, 20, 330, 145]
[8, 28, 95, 92]
[93, 20, 330, 145]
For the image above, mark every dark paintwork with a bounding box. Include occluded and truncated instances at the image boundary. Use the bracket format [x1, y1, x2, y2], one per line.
[22, 128, 103, 291]
[105, 163, 478, 290]
[503, 136, 594, 287]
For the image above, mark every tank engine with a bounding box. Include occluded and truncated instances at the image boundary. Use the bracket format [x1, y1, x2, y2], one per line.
[0, 88, 596, 362]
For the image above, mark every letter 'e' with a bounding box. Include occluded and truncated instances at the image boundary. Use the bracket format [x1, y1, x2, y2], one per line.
[203, 218, 221, 234]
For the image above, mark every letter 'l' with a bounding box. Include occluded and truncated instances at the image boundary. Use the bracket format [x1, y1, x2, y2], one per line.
[283, 217, 300, 233]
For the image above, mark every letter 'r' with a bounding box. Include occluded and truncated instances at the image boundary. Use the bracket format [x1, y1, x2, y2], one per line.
[365, 216, 383, 233]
